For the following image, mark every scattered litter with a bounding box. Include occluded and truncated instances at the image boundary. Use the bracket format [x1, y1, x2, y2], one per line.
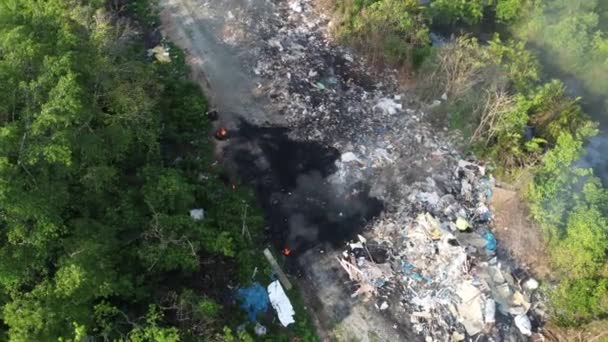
[289, 0, 303, 13]
[341, 152, 361, 163]
[524, 278, 539, 291]
[429, 99, 442, 108]
[514, 314, 532, 336]
[379, 301, 389, 310]
[147, 45, 171, 63]
[483, 231, 497, 251]
[267, 280, 295, 327]
[254, 323, 267, 336]
[373, 97, 403, 115]
[189, 208, 205, 220]
[456, 217, 470, 231]
[456, 281, 484, 336]
[313, 82, 326, 90]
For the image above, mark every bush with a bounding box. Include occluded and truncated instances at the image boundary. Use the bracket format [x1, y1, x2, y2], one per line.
[551, 279, 608, 326]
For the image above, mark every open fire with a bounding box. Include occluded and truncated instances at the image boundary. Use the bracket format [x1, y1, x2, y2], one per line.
[282, 248, 291, 256]
[215, 127, 229, 140]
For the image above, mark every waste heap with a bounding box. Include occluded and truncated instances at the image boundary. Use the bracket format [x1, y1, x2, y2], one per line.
[338, 160, 545, 341]
[218, 0, 547, 339]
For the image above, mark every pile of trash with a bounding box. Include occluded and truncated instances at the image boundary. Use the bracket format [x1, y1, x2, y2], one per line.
[338, 160, 545, 341]
[209, 0, 547, 339]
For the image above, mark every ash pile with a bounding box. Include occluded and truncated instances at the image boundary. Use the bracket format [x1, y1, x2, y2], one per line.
[338, 160, 546, 341]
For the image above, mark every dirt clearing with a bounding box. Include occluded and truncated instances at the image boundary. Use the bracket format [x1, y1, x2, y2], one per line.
[492, 187, 551, 279]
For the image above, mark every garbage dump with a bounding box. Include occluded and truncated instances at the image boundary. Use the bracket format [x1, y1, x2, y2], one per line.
[337, 160, 546, 340]
[192, 0, 548, 339]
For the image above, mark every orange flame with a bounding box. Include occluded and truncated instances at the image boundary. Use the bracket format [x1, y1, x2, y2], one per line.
[282, 248, 291, 256]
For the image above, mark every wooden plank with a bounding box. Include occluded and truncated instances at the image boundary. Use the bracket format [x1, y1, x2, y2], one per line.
[263, 248, 292, 290]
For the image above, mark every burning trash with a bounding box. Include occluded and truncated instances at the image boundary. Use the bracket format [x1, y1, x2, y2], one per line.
[282, 248, 292, 256]
[214, 127, 229, 140]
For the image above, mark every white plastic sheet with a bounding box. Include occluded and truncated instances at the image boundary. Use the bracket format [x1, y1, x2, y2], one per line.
[267, 280, 295, 327]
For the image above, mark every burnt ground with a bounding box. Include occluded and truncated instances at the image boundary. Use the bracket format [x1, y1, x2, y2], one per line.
[224, 120, 384, 252]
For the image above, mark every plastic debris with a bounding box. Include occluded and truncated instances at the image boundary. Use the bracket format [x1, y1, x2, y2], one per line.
[514, 314, 532, 336]
[484, 299, 496, 324]
[147, 45, 171, 63]
[236, 283, 269, 321]
[313, 82, 326, 90]
[476, 204, 492, 222]
[373, 97, 403, 115]
[524, 278, 539, 290]
[254, 323, 267, 336]
[189, 208, 205, 220]
[456, 217, 470, 231]
[267, 280, 295, 327]
[341, 152, 361, 163]
[379, 301, 389, 310]
[483, 231, 497, 251]
[456, 281, 484, 335]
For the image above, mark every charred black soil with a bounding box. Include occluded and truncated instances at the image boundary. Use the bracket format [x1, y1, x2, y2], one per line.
[223, 119, 383, 255]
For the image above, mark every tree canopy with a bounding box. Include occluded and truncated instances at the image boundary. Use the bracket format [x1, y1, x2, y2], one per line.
[0, 0, 265, 339]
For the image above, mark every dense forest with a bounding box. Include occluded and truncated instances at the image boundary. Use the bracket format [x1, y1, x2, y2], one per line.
[331, 0, 608, 328]
[0, 0, 313, 340]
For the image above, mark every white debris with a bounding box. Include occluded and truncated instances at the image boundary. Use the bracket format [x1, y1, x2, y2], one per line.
[289, 0, 302, 13]
[349, 242, 364, 250]
[254, 323, 267, 336]
[417, 191, 440, 206]
[373, 97, 403, 115]
[484, 299, 496, 323]
[441, 92, 448, 101]
[268, 38, 283, 51]
[267, 280, 296, 327]
[429, 99, 442, 108]
[147, 45, 171, 63]
[189, 209, 205, 220]
[524, 278, 539, 290]
[456, 281, 484, 336]
[514, 314, 532, 336]
[380, 301, 389, 310]
[341, 152, 361, 163]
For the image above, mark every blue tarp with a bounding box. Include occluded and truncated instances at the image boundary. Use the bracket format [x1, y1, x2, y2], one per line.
[236, 282, 269, 321]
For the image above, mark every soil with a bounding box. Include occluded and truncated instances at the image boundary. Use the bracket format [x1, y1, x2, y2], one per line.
[491, 186, 551, 279]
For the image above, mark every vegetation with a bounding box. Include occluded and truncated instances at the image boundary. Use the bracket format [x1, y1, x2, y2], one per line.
[0, 0, 317, 340]
[326, 0, 608, 328]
